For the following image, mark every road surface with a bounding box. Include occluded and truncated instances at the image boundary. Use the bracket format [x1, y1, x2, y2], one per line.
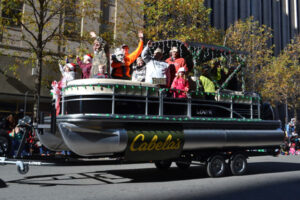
[1, 155, 300, 200]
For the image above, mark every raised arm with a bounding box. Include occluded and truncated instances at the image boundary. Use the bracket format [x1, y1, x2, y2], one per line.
[58, 62, 64, 75]
[141, 41, 152, 64]
[127, 31, 144, 64]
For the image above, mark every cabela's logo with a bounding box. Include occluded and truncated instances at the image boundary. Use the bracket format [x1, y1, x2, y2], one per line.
[130, 134, 181, 152]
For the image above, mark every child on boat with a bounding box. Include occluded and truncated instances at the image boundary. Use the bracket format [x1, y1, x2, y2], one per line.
[76, 54, 93, 79]
[93, 64, 108, 78]
[171, 67, 189, 98]
[51, 60, 76, 115]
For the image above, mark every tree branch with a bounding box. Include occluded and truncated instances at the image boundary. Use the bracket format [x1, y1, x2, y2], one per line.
[17, 18, 38, 41]
[43, 2, 65, 25]
[22, 39, 38, 53]
[42, 26, 59, 48]
[25, 0, 40, 24]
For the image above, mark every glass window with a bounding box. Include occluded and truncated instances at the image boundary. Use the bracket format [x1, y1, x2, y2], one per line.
[1, 1, 23, 28]
[63, 0, 80, 40]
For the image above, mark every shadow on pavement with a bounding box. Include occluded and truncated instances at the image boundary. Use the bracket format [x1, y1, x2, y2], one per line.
[5, 161, 300, 187]
[186, 178, 300, 200]
[0, 178, 7, 188]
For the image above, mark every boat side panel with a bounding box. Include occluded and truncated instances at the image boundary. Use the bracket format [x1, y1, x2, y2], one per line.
[57, 122, 128, 156]
[36, 128, 70, 151]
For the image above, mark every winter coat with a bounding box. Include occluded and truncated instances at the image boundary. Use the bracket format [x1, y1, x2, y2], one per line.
[171, 77, 189, 98]
[90, 49, 107, 78]
[59, 64, 75, 88]
[165, 57, 188, 73]
[93, 73, 108, 79]
[77, 57, 92, 79]
[132, 65, 146, 82]
[142, 46, 169, 84]
[199, 75, 215, 93]
[111, 40, 144, 79]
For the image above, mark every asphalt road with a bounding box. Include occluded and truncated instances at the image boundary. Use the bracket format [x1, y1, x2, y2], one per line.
[1, 155, 300, 200]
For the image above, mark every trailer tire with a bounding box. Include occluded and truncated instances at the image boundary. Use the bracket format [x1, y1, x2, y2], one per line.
[0, 131, 11, 157]
[154, 160, 172, 170]
[230, 154, 247, 175]
[175, 161, 191, 170]
[206, 155, 226, 177]
[17, 164, 29, 175]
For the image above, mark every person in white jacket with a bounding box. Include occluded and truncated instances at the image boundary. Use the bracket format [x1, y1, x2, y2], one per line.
[58, 62, 76, 88]
[51, 61, 76, 115]
[141, 41, 169, 84]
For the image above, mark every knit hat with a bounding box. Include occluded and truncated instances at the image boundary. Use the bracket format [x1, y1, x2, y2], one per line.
[178, 67, 185, 73]
[66, 63, 76, 71]
[170, 46, 178, 52]
[83, 54, 93, 61]
[154, 48, 162, 54]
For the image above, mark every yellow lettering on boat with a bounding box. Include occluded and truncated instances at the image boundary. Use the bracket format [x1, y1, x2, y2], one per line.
[155, 141, 163, 151]
[130, 133, 144, 151]
[147, 135, 158, 151]
[162, 134, 172, 150]
[130, 133, 181, 152]
[138, 142, 148, 151]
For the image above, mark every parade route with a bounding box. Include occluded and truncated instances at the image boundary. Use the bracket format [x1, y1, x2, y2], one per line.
[1, 155, 300, 200]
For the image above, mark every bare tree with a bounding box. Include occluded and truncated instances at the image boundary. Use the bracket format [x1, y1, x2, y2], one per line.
[1, 0, 101, 122]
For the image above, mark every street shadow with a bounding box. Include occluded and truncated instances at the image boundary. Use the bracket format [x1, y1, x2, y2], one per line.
[5, 161, 300, 187]
[247, 162, 300, 175]
[0, 178, 7, 188]
[185, 178, 300, 200]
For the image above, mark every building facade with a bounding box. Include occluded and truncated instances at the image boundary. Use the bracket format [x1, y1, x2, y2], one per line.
[0, 0, 117, 116]
[0, 0, 299, 119]
[205, 0, 300, 55]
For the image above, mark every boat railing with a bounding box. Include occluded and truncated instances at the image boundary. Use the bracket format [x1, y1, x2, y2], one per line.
[59, 81, 261, 120]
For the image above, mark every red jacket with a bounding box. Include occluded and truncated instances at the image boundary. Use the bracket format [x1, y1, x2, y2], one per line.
[77, 57, 92, 79]
[171, 77, 189, 98]
[165, 57, 188, 73]
[111, 40, 143, 78]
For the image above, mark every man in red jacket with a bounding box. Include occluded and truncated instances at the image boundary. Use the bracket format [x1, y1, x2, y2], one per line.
[165, 46, 188, 73]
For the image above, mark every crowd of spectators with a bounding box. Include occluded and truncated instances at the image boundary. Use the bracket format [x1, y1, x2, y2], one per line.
[281, 118, 300, 155]
[0, 113, 71, 158]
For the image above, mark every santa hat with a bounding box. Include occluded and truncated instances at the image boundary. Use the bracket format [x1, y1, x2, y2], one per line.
[66, 63, 76, 71]
[83, 54, 93, 61]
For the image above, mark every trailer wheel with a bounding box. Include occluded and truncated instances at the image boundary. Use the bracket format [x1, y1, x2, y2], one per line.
[206, 155, 226, 177]
[175, 161, 191, 170]
[154, 160, 172, 170]
[17, 164, 29, 175]
[230, 154, 247, 175]
[0, 132, 11, 157]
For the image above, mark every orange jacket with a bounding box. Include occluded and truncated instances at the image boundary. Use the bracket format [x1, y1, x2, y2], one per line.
[111, 40, 144, 78]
